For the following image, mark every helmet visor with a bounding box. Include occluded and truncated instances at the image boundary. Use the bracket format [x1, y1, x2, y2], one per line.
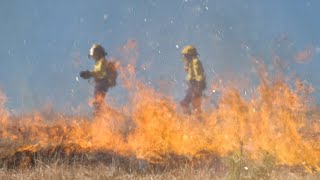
[88, 46, 95, 58]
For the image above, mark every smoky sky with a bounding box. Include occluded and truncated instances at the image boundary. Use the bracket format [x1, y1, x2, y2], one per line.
[1, 0, 320, 113]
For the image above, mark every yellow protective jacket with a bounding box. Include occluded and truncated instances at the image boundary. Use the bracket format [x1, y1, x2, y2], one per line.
[182, 57, 205, 82]
[90, 58, 108, 81]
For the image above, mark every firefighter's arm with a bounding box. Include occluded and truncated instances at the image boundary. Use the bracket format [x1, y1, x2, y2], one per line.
[89, 69, 104, 79]
[80, 70, 91, 79]
[193, 60, 205, 82]
[90, 62, 107, 80]
[80, 61, 106, 79]
[89, 71, 98, 78]
[181, 58, 189, 72]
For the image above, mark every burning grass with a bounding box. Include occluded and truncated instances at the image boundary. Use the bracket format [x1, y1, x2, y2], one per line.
[0, 61, 319, 179]
[0, 148, 319, 179]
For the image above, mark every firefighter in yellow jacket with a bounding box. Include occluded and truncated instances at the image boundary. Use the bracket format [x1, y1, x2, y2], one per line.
[80, 44, 117, 115]
[180, 45, 206, 114]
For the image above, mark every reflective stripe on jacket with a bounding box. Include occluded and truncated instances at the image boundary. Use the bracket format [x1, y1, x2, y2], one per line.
[184, 58, 205, 82]
[91, 58, 108, 81]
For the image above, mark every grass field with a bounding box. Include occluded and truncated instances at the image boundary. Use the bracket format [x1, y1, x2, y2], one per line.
[0, 143, 319, 180]
[0, 68, 319, 179]
[0, 158, 319, 180]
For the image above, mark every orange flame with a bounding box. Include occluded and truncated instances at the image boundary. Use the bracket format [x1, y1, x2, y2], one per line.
[0, 43, 319, 172]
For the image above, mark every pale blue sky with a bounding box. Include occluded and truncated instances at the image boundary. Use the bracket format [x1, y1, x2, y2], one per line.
[1, 0, 319, 113]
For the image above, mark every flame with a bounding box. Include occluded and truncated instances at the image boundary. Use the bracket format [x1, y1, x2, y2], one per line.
[0, 44, 319, 172]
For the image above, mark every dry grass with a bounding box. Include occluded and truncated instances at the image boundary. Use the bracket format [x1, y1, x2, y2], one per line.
[0, 164, 215, 180]
[0, 163, 319, 180]
[0, 150, 319, 180]
[0, 135, 319, 180]
[0, 92, 319, 179]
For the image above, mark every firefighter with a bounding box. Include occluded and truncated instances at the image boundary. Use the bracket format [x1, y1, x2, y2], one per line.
[180, 45, 206, 114]
[80, 44, 117, 116]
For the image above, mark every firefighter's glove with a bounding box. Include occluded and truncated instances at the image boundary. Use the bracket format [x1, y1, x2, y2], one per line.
[80, 70, 91, 79]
